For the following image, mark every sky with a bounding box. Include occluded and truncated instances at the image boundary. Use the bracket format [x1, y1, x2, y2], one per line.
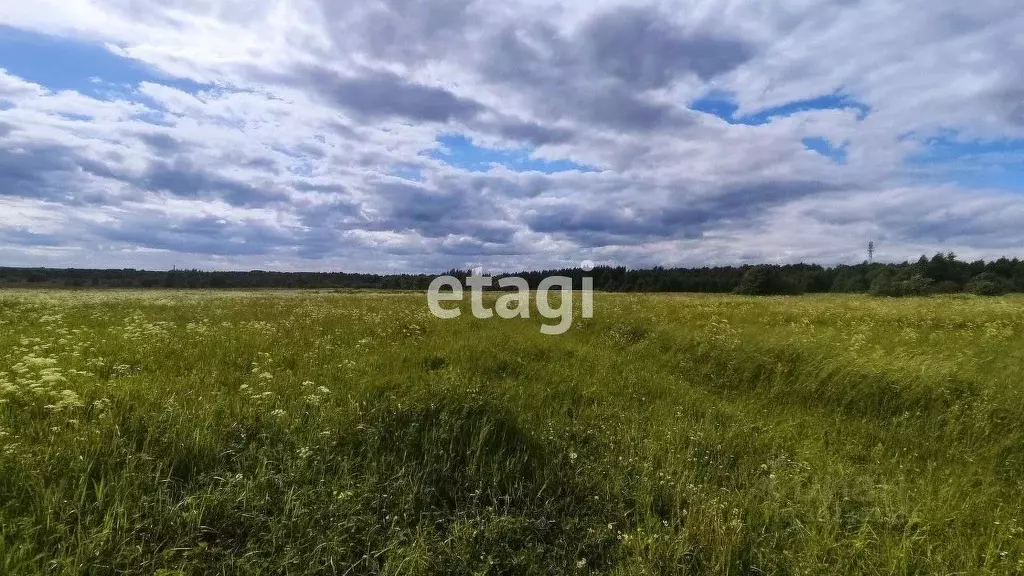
[0, 0, 1023, 273]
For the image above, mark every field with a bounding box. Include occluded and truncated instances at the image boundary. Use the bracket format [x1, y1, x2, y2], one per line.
[1, 290, 1023, 575]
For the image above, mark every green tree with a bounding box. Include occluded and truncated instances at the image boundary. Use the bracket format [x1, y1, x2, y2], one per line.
[869, 271, 897, 297]
[894, 273, 933, 296]
[831, 268, 868, 292]
[735, 265, 797, 295]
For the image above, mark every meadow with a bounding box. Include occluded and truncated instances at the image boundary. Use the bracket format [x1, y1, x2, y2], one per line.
[1, 290, 1023, 575]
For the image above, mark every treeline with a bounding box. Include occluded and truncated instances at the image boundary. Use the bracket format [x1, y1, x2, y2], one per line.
[1, 253, 1023, 295]
[509, 254, 1024, 295]
[0, 268, 434, 290]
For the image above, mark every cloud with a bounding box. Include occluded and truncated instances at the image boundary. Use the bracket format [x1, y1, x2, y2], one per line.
[0, 141, 120, 204]
[524, 179, 834, 247]
[290, 66, 485, 123]
[478, 20, 698, 132]
[316, 0, 477, 63]
[580, 6, 755, 87]
[0, 0, 1023, 271]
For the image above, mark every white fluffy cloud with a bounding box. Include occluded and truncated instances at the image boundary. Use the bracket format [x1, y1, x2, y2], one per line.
[1, 0, 1023, 271]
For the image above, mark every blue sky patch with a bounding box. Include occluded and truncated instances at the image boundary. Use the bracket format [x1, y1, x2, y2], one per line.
[428, 134, 596, 174]
[802, 136, 848, 163]
[691, 91, 870, 125]
[388, 164, 426, 182]
[0, 25, 208, 99]
[907, 132, 1024, 163]
[905, 132, 1024, 190]
[56, 112, 93, 122]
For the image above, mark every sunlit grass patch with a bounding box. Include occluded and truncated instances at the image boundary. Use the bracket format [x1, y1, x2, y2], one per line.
[1, 290, 1023, 574]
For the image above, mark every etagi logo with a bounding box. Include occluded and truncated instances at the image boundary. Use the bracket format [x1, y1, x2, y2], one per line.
[427, 261, 595, 335]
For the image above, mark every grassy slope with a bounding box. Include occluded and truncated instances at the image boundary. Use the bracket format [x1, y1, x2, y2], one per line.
[1, 290, 1023, 575]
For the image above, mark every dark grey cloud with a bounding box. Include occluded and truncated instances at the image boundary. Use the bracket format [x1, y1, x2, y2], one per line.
[283, 175, 522, 260]
[0, 144, 66, 199]
[991, 79, 1024, 128]
[526, 180, 832, 247]
[375, 180, 469, 226]
[526, 200, 716, 248]
[449, 172, 556, 200]
[352, 178, 524, 250]
[581, 6, 755, 88]
[0, 138, 290, 208]
[293, 66, 485, 123]
[370, 180, 506, 241]
[871, 199, 1024, 248]
[0, 142, 119, 204]
[709, 180, 834, 217]
[97, 215, 294, 256]
[137, 131, 182, 154]
[435, 235, 529, 256]
[478, 12, 717, 132]
[488, 118, 575, 146]
[0, 228, 67, 247]
[585, 86, 684, 131]
[318, 0, 476, 63]
[141, 158, 289, 207]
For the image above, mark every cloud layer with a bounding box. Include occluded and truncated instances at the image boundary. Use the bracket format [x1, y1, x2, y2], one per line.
[1, 0, 1023, 272]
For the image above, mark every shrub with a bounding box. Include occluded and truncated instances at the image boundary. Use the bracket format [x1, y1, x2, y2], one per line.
[966, 272, 1009, 296]
[869, 271, 897, 297]
[894, 274, 933, 296]
[831, 270, 868, 293]
[930, 280, 962, 294]
[869, 272, 934, 297]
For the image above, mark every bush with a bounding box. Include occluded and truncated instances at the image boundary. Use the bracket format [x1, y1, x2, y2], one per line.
[870, 272, 934, 297]
[966, 272, 1009, 296]
[930, 280, 962, 294]
[869, 271, 897, 297]
[831, 269, 868, 293]
[894, 274, 933, 296]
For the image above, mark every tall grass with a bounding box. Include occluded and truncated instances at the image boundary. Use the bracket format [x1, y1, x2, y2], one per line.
[0, 290, 1022, 574]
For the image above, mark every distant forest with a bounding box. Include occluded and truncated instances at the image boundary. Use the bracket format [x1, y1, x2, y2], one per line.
[2, 253, 1023, 296]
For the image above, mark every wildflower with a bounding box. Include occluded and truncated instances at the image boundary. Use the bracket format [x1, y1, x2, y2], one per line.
[47, 390, 84, 411]
[0, 380, 18, 397]
[39, 369, 65, 384]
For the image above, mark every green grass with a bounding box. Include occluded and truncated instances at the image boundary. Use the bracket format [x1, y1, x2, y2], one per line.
[1, 290, 1023, 575]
